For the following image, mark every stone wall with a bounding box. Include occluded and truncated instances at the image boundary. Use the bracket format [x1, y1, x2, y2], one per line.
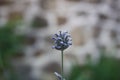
[0, 0, 120, 80]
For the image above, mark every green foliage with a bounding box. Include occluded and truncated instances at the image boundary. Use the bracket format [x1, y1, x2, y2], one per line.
[0, 21, 24, 80]
[92, 55, 120, 80]
[0, 23, 23, 58]
[68, 52, 120, 80]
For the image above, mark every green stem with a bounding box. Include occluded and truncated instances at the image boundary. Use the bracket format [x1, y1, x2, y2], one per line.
[0, 52, 6, 80]
[0, 52, 3, 68]
[61, 50, 64, 80]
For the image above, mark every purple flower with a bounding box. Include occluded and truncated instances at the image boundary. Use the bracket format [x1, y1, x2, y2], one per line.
[52, 31, 72, 51]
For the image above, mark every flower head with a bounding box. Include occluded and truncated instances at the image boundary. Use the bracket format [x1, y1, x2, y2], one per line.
[54, 72, 65, 80]
[52, 31, 72, 51]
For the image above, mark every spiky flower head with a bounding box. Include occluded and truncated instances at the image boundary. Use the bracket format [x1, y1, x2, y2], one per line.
[52, 31, 72, 51]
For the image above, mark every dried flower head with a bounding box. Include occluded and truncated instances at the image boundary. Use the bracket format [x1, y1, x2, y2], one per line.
[52, 31, 72, 51]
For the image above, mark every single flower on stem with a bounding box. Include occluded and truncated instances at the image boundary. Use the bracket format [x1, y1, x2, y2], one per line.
[52, 31, 72, 80]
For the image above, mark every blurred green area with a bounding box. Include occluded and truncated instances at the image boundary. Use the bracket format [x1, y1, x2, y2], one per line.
[68, 51, 120, 80]
[0, 21, 24, 80]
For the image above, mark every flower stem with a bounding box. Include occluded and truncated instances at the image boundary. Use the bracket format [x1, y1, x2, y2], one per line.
[0, 52, 6, 80]
[61, 50, 64, 80]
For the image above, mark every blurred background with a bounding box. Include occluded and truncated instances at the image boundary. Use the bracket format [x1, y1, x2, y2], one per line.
[0, 0, 120, 80]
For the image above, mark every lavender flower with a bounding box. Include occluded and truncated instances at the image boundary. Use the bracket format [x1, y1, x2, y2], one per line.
[54, 72, 65, 80]
[52, 31, 72, 51]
